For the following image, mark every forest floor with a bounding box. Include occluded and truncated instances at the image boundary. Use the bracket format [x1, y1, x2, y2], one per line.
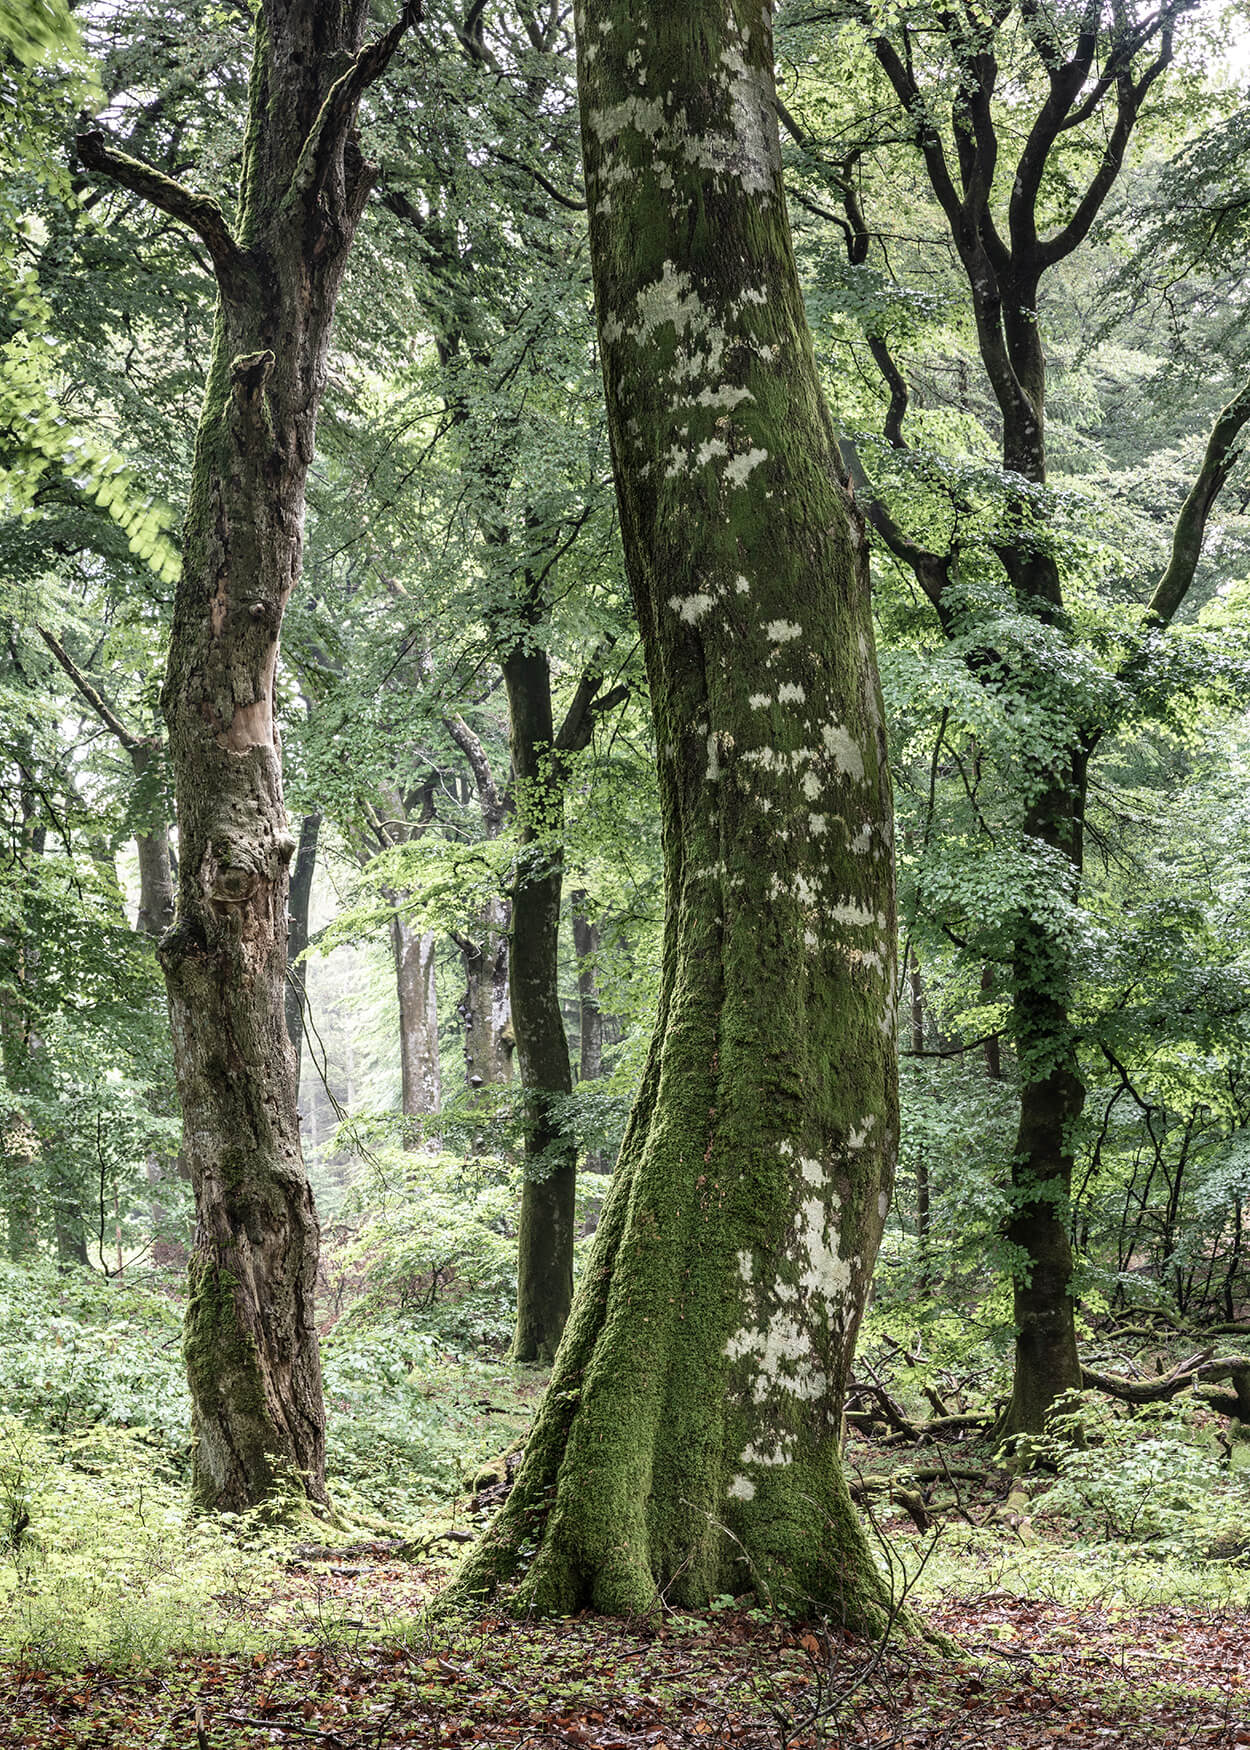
[2, 1547, 1248, 1748]
[5, 1265, 1250, 1745]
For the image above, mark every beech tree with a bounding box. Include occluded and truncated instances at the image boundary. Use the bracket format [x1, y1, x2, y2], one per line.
[454, 0, 900, 1624]
[815, 0, 1250, 1435]
[77, 0, 419, 1510]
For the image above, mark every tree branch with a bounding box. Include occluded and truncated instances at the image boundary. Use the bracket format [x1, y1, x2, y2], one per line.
[286, 0, 423, 208]
[1083, 1352, 1249, 1405]
[445, 713, 505, 828]
[1142, 371, 1250, 633]
[839, 439, 954, 630]
[37, 625, 145, 754]
[74, 132, 249, 297]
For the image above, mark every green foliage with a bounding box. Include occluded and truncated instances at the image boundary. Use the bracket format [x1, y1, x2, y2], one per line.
[1031, 1394, 1250, 1562]
[0, 0, 76, 65]
[0, 1417, 295, 1667]
[0, 1260, 189, 1454]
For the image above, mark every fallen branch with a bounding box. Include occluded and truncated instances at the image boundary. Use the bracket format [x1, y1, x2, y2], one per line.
[1082, 1352, 1250, 1406]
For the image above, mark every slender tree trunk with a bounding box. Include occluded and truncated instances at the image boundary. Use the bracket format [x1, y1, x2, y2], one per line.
[81, 0, 416, 1511]
[980, 962, 1002, 1082]
[389, 906, 441, 1139]
[505, 641, 577, 1363]
[284, 810, 320, 1082]
[457, 903, 514, 1092]
[132, 743, 176, 941]
[454, 0, 899, 1625]
[571, 894, 604, 1089]
[994, 320, 1086, 1439]
[572, 891, 610, 1184]
[909, 957, 930, 1260]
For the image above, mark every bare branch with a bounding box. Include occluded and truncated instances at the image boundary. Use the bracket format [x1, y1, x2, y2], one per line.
[287, 0, 423, 208]
[445, 713, 505, 827]
[75, 131, 249, 297]
[1143, 371, 1250, 633]
[37, 624, 145, 754]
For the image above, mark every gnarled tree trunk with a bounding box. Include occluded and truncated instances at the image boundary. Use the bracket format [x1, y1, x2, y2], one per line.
[79, 0, 417, 1511]
[454, 0, 899, 1626]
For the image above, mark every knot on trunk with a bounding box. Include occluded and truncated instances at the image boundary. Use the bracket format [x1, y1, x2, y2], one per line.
[230, 350, 276, 439]
[231, 349, 275, 398]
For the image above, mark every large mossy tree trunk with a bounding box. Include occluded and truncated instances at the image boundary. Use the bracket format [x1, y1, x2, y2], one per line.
[453, 0, 899, 1626]
[79, 0, 416, 1512]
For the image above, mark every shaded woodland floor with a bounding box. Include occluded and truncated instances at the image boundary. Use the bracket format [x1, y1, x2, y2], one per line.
[4, 1260, 1250, 1745]
[2, 1553, 1248, 1749]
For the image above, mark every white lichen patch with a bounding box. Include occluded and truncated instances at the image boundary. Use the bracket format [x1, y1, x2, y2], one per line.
[587, 94, 665, 146]
[735, 574, 751, 593]
[802, 771, 821, 801]
[777, 682, 805, 704]
[798, 1197, 854, 1302]
[742, 1439, 793, 1467]
[808, 813, 826, 835]
[765, 619, 802, 642]
[749, 692, 771, 709]
[696, 437, 731, 467]
[828, 898, 884, 930]
[821, 722, 865, 781]
[878, 1190, 890, 1220]
[687, 383, 754, 409]
[668, 591, 715, 623]
[728, 1474, 756, 1501]
[726, 1145, 858, 1409]
[726, 447, 768, 487]
[848, 1116, 876, 1150]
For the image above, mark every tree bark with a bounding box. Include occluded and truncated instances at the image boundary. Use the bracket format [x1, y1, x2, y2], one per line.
[284, 810, 320, 1084]
[571, 894, 605, 1089]
[572, 890, 611, 1184]
[389, 908, 441, 1137]
[453, 0, 899, 1626]
[79, 0, 417, 1512]
[909, 957, 930, 1259]
[505, 639, 577, 1362]
[446, 716, 515, 1095]
[456, 909, 514, 1092]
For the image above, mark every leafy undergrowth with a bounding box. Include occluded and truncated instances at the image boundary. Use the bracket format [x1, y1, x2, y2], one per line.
[1, 1583, 1248, 1749]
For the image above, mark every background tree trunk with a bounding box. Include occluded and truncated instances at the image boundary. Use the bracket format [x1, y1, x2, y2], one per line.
[284, 810, 320, 1084]
[454, 0, 900, 1627]
[505, 637, 577, 1362]
[572, 890, 610, 1184]
[389, 908, 441, 1138]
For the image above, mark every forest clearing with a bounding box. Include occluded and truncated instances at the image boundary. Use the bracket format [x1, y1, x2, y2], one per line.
[4, 0, 1250, 1743]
